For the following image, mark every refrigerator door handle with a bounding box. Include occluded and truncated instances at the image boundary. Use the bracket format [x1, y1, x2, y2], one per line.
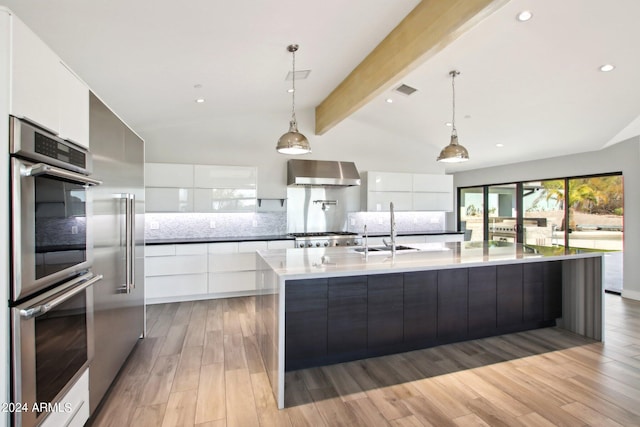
[129, 194, 136, 289]
[115, 193, 134, 294]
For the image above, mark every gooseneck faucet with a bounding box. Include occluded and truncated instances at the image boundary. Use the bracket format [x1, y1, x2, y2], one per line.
[383, 202, 397, 257]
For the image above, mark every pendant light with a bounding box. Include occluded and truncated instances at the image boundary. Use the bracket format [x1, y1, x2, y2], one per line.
[276, 44, 311, 155]
[437, 70, 469, 163]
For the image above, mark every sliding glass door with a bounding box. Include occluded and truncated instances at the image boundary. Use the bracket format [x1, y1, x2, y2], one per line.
[458, 173, 622, 251]
[522, 179, 566, 248]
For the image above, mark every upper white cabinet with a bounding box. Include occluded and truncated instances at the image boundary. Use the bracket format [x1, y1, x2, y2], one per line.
[412, 173, 453, 211]
[366, 172, 413, 192]
[145, 163, 257, 213]
[363, 171, 453, 212]
[10, 14, 89, 148]
[57, 63, 89, 147]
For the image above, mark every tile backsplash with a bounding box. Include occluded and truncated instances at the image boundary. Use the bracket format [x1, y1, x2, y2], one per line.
[347, 211, 446, 234]
[145, 211, 446, 240]
[145, 212, 287, 240]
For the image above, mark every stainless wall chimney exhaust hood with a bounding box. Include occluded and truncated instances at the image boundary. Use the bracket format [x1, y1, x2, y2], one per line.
[287, 159, 361, 187]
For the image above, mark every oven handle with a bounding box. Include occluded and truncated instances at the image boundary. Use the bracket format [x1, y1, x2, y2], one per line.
[19, 273, 103, 319]
[24, 163, 103, 186]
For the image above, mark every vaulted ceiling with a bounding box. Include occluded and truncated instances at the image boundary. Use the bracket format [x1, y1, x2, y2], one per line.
[4, 0, 640, 172]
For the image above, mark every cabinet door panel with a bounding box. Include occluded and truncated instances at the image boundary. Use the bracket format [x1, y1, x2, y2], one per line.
[404, 271, 437, 343]
[523, 263, 544, 322]
[367, 172, 413, 192]
[367, 191, 413, 212]
[10, 15, 59, 133]
[412, 192, 453, 211]
[285, 279, 328, 366]
[412, 174, 453, 192]
[437, 269, 468, 341]
[328, 276, 367, 356]
[368, 274, 403, 349]
[468, 266, 497, 335]
[497, 264, 523, 327]
[543, 261, 563, 321]
[58, 62, 89, 148]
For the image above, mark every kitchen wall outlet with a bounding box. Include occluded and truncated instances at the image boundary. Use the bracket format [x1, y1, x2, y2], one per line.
[209, 220, 216, 229]
[413, 217, 418, 224]
[377, 217, 383, 225]
[150, 221, 160, 230]
[71, 225, 78, 234]
[350, 218, 356, 226]
[252, 219, 258, 227]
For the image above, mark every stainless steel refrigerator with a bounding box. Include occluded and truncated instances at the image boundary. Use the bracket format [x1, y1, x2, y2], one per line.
[88, 92, 145, 414]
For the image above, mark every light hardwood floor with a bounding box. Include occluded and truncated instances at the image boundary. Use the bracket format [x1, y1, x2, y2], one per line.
[90, 294, 640, 427]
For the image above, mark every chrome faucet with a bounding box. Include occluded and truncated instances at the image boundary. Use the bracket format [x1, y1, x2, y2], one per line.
[383, 202, 396, 257]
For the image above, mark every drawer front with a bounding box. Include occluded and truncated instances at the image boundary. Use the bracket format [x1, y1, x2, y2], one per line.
[209, 253, 256, 272]
[145, 255, 207, 276]
[145, 244, 176, 257]
[238, 241, 268, 253]
[209, 271, 256, 293]
[175, 243, 208, 255]
[208, 242, 239, 254]
[146, 274, 208, 299]
[267, 240, 295, 250]
[40, 369, 89, 427]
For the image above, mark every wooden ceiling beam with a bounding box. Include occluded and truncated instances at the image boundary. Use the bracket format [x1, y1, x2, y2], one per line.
[314, 0, 508, 135]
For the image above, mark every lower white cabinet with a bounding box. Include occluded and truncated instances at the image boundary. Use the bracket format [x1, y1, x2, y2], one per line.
[145, 240, 294, 303]
[40, 369, 89, 427]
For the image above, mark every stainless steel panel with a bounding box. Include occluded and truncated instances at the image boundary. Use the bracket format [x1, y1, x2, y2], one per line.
[287, 159, 361, 187]
[88, 93, 145, 414]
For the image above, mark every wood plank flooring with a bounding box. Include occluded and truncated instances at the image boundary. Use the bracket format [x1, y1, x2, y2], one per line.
[89, 294, 640, 427]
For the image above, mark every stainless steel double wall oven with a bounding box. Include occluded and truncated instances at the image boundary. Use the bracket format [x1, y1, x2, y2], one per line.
[9, 117, 102, 427]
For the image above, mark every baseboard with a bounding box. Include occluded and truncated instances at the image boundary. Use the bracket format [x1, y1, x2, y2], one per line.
[621, 289, 640, 301]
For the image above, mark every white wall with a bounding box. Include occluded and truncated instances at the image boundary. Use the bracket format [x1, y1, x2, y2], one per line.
[452, 137, 640, 300]
[143, 109, 446, 199]
[0, 9, 10, 427]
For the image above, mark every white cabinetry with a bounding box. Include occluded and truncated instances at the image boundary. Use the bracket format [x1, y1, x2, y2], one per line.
[145, 163, 194, 212]
[145, 240, 294, 303]
[40, 369, 89, 427]
[412, 173, 453, 211]
[145, 244, 208, 301]
[208, 241, 266, 294]
[145, 163, 257, 213]
[10, 15, 89, 148]
[363, 171, 453, 212]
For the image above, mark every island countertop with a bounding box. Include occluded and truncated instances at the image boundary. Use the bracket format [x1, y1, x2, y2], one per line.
[256, 241, 602, 280]
[255, 241, 604, 410]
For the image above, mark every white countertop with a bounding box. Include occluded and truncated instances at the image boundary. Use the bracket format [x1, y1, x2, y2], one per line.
[257, 242, 603, 280]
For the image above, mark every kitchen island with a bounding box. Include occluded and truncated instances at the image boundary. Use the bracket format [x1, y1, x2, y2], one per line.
[255, 242, 603, 409]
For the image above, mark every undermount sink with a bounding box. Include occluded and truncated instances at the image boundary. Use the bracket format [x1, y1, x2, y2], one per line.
[353, 245, 419, 253]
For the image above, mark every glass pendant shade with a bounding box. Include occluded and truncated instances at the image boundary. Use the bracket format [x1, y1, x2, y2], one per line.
[437, 134, 469, 163]
[276, 120, 311, 155]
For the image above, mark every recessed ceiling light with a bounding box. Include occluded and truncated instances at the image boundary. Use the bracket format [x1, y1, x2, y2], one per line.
[496, 143, 504, 148]
[599, 64, 615, 72]
[445, 122, 452, 127]
[385, 98, 393, 104]
[287, 88, 295, 93]
[195, 98, 205, 103]
[517, 10, 533, 22]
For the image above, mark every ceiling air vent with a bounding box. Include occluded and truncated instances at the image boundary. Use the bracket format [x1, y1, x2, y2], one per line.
[394, 83, 418, 96]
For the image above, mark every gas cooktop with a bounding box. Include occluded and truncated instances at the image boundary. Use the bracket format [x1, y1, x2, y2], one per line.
[289, 232, 361, 248]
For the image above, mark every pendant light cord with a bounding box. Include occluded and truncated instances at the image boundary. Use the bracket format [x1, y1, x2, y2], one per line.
[451, 70, 459, 137]
[291, 48, 297, 124]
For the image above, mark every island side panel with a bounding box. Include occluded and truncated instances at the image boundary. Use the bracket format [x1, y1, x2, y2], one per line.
[559, 256, 603, 340]
[255, 255, 284, 408]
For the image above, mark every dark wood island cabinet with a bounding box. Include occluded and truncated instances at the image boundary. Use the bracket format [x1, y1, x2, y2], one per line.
[257, 242, 603, 408]
[284, 261, 563, 370]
